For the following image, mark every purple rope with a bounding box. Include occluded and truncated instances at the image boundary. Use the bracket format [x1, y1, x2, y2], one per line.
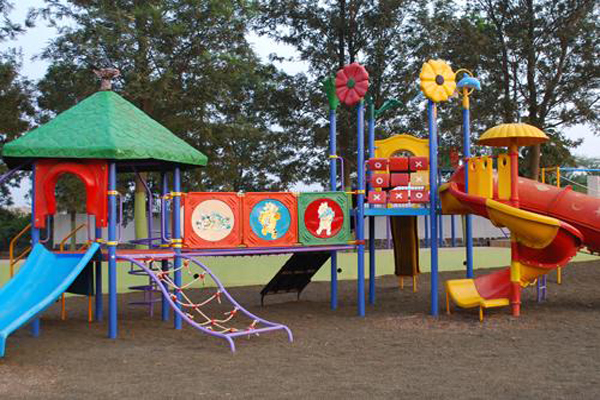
[181, 255, 294, 335]
[118, 255, 293, 352]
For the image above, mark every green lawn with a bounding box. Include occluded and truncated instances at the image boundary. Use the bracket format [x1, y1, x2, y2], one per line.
[1, 247, 598, 294]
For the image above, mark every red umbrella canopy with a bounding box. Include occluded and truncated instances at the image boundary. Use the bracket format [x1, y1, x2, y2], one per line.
[335, 62, 369, 106]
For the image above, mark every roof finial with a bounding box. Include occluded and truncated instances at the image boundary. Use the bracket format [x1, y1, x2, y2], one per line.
[94, 68, 121, 91]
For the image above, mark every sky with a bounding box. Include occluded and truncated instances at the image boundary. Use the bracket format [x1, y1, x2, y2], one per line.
[3, 1, 599, 206]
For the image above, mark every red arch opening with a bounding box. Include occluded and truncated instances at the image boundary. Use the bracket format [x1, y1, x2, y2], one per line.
[34, 159, 108, 229]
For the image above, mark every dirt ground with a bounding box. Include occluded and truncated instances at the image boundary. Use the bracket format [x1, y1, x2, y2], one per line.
[1, 260, 599, 400]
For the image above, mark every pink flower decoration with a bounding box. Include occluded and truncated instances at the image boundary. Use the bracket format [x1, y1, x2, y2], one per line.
[335, 62, 369, 106]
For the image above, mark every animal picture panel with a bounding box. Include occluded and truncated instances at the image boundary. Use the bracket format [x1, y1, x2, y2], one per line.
[183, 193, 242, 248]
[242, 192, 298, 248]
[298, 192, 351, 246]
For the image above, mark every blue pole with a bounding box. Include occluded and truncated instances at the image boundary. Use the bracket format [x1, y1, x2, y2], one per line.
[328, 109, 338, 310]
[356, 101, 366, 317]
[95, 226, 103, 321]
[108, 162, 118, 339]
[462, 105, 474, 278]
[428, 100, 439, 316]
[173, 167, 183, 330]
[367, 101, 376, 305]
[161, 171, 170, 321]
[30, 164, 40, 337]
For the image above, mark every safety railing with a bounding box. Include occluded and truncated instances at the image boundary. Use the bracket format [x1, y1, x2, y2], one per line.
[9, 223, 32, 277]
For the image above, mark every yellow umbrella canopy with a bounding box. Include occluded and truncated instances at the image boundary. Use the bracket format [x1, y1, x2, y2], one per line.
[478, 123, 549, 147]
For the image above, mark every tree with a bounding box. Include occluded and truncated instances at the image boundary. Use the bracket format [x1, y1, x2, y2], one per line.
[0, 2, 35, 208]
[32, 0, 308, 244]
[468, 0, 600, 178]
[255, 0, 429, 187]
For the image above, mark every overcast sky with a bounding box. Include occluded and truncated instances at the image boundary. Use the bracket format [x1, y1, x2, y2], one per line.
[3, 1, 599, 205]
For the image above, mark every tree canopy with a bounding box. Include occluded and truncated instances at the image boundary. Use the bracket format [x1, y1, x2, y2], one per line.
[0, 0, 598, 211]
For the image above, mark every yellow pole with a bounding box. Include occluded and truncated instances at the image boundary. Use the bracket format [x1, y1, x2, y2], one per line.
[556, 167, 561, 188]
[541, 168, 546, 184]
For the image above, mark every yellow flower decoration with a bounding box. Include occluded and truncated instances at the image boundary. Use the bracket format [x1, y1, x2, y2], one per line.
[419, 60, 456, 103]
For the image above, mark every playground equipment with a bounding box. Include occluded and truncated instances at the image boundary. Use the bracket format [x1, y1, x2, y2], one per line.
[0, 243, 100, 357]
[0, 72, 297, 357]
[3, 57, 595, 358]
[441, 123, 600, 319]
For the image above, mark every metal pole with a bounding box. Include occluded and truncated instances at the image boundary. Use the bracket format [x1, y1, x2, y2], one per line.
[95, 226, 103, 321]
[30, 163, 40, 337]
[428, 100, 439, 316]
[328, 108, 338, 310]
[173, 167, 183, 329]
[462, 91, 474, 278]
[367, 101, 376, 305]
[108, 162, 118, 338]
[161, 171, 170, 321]
[356, 101, 366, 317]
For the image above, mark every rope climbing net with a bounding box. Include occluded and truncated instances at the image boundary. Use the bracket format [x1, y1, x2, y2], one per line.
[139, 258, 260, 335]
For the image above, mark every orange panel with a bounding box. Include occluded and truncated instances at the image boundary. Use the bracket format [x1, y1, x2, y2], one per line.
[242, 193, 298, 248]
[183, 192, 242, 249]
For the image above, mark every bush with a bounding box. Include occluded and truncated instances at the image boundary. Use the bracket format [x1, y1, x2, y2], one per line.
[0, 207, 30, 252]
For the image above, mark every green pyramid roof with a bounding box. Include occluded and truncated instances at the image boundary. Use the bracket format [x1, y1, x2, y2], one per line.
[2, 90, 207, 170]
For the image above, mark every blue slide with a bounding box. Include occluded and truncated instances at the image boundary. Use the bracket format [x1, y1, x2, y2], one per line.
[0, 243, 100, 357]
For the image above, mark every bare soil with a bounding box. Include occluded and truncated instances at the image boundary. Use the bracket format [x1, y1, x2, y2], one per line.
[1, 261, 600, 399]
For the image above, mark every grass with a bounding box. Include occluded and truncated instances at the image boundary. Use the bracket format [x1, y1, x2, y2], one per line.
[1, 247, 598, 294]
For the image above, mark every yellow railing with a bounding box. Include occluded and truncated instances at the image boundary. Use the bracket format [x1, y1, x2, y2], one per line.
[59, 223, 88, 251]
[9, 223, 32, 277]
[8, 220, 95, 323]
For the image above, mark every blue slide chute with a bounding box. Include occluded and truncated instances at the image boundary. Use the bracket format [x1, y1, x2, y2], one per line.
[0, 243, 100, 357]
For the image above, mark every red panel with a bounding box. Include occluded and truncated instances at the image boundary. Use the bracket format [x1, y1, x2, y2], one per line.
[368, 191, 387, 204]
[411, 190, 430, 203]
[410, 156, 429, 171]
[389, 157, 409, 172]
[389, 190, 409, 203]
[242, 193, 298, 248]
[367, 158, 388, 171]
[34, 159, 108, 229]
[391, 173, 409, 187]
[183, 193, 242, 249]
[370, 174, 390, 188]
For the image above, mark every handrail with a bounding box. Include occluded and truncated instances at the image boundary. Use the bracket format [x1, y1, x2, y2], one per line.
[9, 223, 32, 277]
[59, 223, 87, 251]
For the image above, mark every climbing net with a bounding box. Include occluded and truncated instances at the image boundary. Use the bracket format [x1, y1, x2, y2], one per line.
[140, 258, 260, 335]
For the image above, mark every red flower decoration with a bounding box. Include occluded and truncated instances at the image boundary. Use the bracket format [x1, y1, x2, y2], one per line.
[335, 62, 369, 106]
